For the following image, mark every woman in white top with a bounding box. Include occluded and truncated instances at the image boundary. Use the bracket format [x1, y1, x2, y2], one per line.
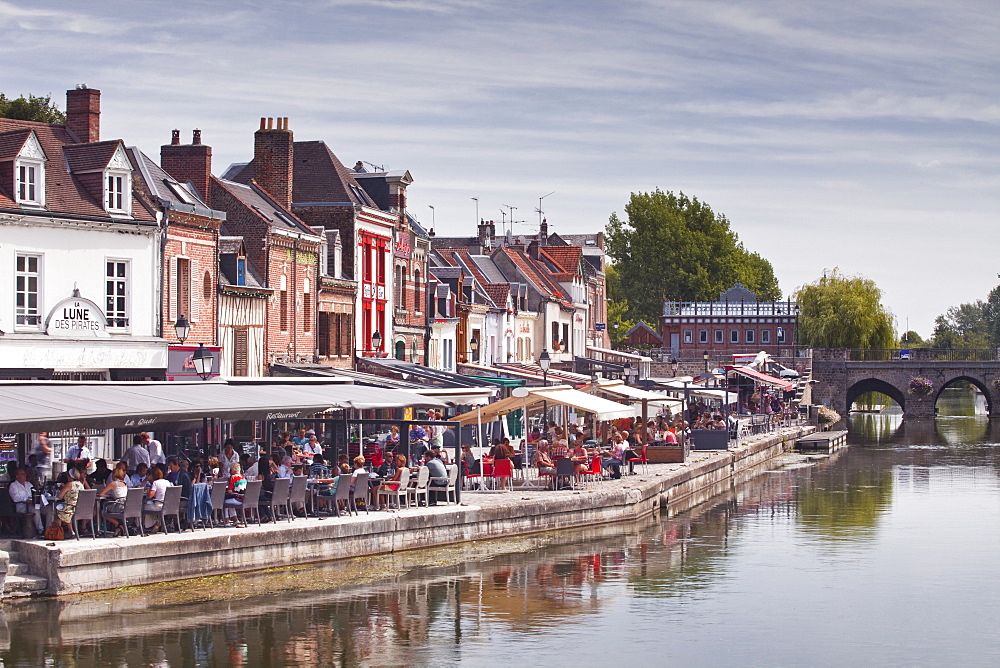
[100, 467, 129, 535]
[146, 467, 170, 509]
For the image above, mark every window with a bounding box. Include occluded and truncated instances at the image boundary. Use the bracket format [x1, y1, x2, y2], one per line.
[730, 329, 739, 343]
[175, 258, 191, 321]
[17, 164, 40, 205]
[413, 269, 421, 312]
[745, 330, 755, 344]
[777, 327, 785, 343]
[715, 329, 724, 344]
[318, 312, 330, 356]
[683, 330, 693, 344]
[202, 271, 212, 302]
[761, 329, 770, 344]
[236, 257, 246, 286]
[279, 275, 289, 332]
[699, 330, 708, 344]
[377, 242, 386, 285]
[303, 279, 311, 332]
[395, 340, 405, 361]
[106, 173, 125, 212]
[363, 239, 373, 283]
[15, 254, 41, 327]
[396, 265, 406, 309]
[105, 260, 129, 329]
[233, 327, 249, 376]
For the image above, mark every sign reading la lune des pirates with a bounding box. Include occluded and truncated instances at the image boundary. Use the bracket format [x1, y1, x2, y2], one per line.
[45, 292, 110, 338]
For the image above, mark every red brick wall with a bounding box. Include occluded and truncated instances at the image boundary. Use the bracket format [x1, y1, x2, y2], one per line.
[66, 87, 100, 143]
[253, 118, 293, 211]
[161, 136, 212, 205]
[294, 205, 356, 278]
[163, 213, 219, 345]
[264, 236, 319, 363]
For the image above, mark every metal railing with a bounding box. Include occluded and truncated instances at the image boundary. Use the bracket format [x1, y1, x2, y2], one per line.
[848, 348, 999, 362]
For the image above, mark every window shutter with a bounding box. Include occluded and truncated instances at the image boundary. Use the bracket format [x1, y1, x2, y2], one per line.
[168, 257, 177, 321]
[233, 327, 249, 377]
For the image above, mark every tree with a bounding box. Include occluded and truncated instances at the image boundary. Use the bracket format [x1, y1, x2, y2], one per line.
[899, 330, 926, 347]
[930, 302, 990, 349]
[794, 269, 896, 349]
[0, 93, 65, 123]
[605, 264, 636, 347]
[605, 190, 780, 326]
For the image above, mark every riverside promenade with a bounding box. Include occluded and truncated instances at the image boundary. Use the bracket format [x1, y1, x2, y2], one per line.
[3, 424, 813, 598]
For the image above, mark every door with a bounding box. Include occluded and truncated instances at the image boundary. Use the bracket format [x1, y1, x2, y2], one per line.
[670, 333, 679, 357]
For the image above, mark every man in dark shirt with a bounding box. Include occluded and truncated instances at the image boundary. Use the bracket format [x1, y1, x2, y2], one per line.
[167, 457, 193, 501]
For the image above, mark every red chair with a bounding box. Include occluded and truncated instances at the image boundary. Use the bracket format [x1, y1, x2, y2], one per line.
[463, 459, 483, 490]
[491, 458, 514, 491]
[578, 455, 604, 488]
[628, 444, 649, 475]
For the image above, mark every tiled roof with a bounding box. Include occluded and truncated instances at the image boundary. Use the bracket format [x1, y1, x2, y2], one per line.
[469, 255, 508, 283]
[0, 118, 153, 221]
[540, 245, 582, 274]
[0, 129, 31, 161]
[436, 248, 490, 284]
[216, 177, 318, 236]
[483, 283, 510, 309]
[496, 247, 572, 307]
[227, 140, 376, 208]
[63, 140, 120, 173]
[129, 147, 217, 217]
[220, 236, 244, 254]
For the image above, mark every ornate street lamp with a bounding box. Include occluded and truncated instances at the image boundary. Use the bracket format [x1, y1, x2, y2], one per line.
[623, 361, 632, 384]
[192, 343, 215, 381]
[670, 357, 679, 377]
[174, 314, 191, 344]
[371, 330, 383, 354]
[703, 350, 710, 374]
[470, 335, 480, 362]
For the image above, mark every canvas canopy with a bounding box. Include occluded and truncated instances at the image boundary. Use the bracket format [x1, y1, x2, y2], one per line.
[450, 384, 635, 426]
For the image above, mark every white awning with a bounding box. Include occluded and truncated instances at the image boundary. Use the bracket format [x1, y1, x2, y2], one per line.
[450, 384, 635, 426]
[590, 380, 682, 405]
[410, 387, 497, 406]
[0, 380, 449, 432]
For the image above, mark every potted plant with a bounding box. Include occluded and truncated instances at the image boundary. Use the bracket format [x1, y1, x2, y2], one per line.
[817, 406, 841, 430]
[908, 377, 933, 396]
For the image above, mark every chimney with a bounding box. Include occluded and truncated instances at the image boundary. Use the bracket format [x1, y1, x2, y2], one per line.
[160, 129, 213, 206]
[66, 85, 100, 143]
[539, 218, 548, 245]
[478, 218, 493, 250]
[254, 116, 294, 210]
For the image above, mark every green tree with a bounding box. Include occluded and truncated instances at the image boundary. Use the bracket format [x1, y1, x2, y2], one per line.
[605, 190, 780, 325]
[899, 330, 926, 347]
[605, 264, 636, 346]
[930, 302, 990, 349]
[0, 93, 65, 123]
[794, 268, 896, 349]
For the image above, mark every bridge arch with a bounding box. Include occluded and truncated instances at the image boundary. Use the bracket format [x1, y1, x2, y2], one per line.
[846, 378, 906, 413]
[933, 375, 992, 414]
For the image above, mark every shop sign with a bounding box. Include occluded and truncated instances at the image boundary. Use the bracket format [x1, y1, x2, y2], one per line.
[394, 237, 412, 258]
[595, 322, 606, 331]
[167, 345, 222, 381]
[45, 295, 109, 338]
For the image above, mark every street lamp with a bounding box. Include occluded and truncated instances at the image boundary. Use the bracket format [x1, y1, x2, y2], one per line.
[469, 335, 479, 362]
[174, 314, 190, 344]
[371, 330, 383, 355]
[670, 357, 679, 377]
[703, 350, 710, 374]
[538, 349, 551, 386]
[192, 343, 215, 381]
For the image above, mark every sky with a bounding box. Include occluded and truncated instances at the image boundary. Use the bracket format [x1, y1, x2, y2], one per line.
[3, 0, 998, 337]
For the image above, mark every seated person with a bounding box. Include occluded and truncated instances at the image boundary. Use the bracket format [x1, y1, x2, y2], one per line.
[309, 453, 331, 478]
[9, 467, 42, 536]
[99, 467, 129, 536]
[223, 462, 247, 523]
[128, 463, 149, 488]
[533, 442, 556, 476]
[373, 454, 408, 509]
[422, 451, 449, 506]
[460, 444, 479, 475]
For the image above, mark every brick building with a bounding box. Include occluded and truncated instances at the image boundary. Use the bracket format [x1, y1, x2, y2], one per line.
[660, 283, 799, 359]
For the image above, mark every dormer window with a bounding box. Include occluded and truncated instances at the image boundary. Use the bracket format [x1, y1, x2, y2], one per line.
[106, 171, 128, 213]
[15, 131, 46, 208]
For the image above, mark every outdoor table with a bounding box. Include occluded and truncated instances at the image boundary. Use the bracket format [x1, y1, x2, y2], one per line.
[188, 482, 212, 525]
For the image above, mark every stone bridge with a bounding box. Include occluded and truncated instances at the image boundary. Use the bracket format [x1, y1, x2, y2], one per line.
[810, 349, 1000, 418]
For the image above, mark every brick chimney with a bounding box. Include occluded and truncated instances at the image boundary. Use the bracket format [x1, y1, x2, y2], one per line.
[66, 85, 100, 144]
[539, 218, 548, 244]
[254, 117, 293, 210]
[160, 129, 213, 206]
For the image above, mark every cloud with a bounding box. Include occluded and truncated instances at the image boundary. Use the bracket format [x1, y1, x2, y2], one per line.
[0, 0, 128, 34]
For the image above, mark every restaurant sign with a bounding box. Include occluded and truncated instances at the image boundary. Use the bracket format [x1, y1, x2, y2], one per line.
[166, 345, 222, 381]
[45, 295, 109, 338]
[394, 234, 413, 258]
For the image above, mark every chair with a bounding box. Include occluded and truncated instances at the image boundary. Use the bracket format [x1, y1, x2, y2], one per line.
[443, 464, 459, 504]
[269, 477, 292, 523]
[350, 472, 369, 515]
[491, 459, 514, 491]
[143, 487, 175, 535]
[463, 459, 483, 491]
[71, 489, 98, 540]
[407, 466, 430, 508]
[628, 444, 649, 475]
[578, 455, 605, 488]
[481, 458, 495, 490]
[554, 457, 576, 490]
[106, 488, 147, 538]
[209, 480, 229, 528]
[377, 467, 410, 510]
[161, 485, 184, 533]
[333, 474, 354, 517]
[289, 475, 308, 518]
[232, 479, 262, 526]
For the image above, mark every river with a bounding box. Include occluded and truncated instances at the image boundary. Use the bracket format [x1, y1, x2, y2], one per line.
[2, 391, 1000, 666]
